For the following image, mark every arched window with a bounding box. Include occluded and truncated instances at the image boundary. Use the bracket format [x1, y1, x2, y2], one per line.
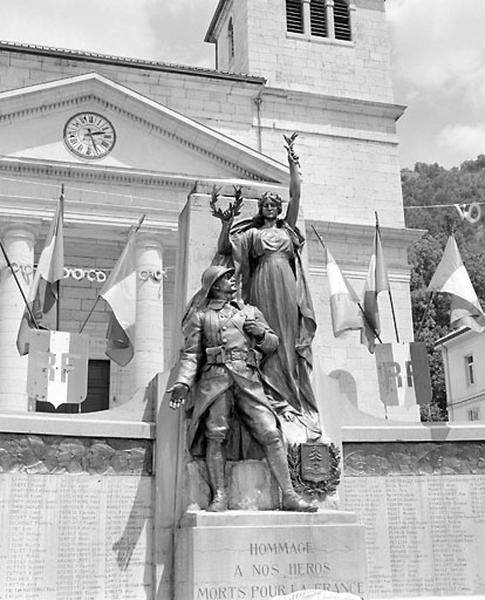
[228, 17, 235, 59]
[334, 0, 352, 41]
[286, 0, 304, 34]
[310, 0, 327, 37]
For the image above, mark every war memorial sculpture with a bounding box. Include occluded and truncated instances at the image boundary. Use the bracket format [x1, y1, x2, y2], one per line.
[169, 263, 318, 513]
[165, 136, 367, 599]
[169, 136, 339, 515]
[2, 0, 485, 598]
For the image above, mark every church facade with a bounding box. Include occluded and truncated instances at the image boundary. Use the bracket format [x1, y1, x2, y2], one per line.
[0, 0, 420, 420]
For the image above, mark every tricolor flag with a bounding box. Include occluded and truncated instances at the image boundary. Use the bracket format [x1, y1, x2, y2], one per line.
[326, 247, 362, 337]
[361, 223, 390, 353]
[17, 192, 65, 355]
[100, 236, 136, 366]
[428, 235, 485, 332]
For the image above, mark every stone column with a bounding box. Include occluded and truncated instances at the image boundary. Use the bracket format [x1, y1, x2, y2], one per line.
[134, 232, 164, 393]
[0, 224, 36, 411]
[326, 0, 335, 39]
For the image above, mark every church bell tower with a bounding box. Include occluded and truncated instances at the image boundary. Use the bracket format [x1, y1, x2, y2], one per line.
[206, 0, 394, 103]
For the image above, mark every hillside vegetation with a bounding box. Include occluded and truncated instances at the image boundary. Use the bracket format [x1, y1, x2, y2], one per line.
[403, 155, 485, 420]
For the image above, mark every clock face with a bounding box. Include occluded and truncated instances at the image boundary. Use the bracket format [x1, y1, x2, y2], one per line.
[63, 112, 116, 159]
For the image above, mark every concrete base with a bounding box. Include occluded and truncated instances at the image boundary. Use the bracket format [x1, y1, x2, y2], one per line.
[175, 509, 367, 600]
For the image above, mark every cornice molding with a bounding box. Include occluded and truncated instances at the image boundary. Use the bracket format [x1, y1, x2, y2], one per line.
[262, 86, 406, 121]
[307, 219, 425, 246]
[306, 219, 424, 270]
[0, 157, 280, 190]
[309, 265, 411, 284]
[342, 424, 485, 443]
[259, 117, 399, 145]
[0, 210, 178, 236]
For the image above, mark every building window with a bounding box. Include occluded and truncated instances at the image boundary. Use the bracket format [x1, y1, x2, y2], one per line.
[310, 0, 327, 37]
[334, 0, 352, 41]
[286, 0, 351, 41]
[228, 17, 235, 59]
[465, 354, 475, 385]
[84, 359, 110, 413]
[286, 0, 304, 34]
[468, 407, 480, 421]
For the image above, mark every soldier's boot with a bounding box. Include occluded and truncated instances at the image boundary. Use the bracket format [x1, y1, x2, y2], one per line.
[265, 439, 318, 513]
[206, 440, 228, 512]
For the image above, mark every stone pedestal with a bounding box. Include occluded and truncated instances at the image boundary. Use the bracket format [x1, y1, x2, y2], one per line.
[175, 510, 367, 600]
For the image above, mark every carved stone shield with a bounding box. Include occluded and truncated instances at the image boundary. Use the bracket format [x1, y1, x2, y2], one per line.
[300, 442, 330, 483]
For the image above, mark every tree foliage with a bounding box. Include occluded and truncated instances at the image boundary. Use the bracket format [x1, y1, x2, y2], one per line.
[403, 155, 485, 421]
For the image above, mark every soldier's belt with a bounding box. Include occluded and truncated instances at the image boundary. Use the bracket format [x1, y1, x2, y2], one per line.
[205, 346, 258, 366]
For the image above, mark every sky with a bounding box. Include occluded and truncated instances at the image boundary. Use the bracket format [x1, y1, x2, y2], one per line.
[0, 0, 484, 170]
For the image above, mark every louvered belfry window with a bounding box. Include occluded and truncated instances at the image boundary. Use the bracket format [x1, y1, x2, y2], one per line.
[286, 0, 351, 40]
[286, 0, 304, 33]
[334, 0, 352, 40]
[310, 0, 327, 37]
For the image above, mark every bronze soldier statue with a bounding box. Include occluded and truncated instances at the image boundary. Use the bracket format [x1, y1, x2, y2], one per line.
[169, 265, 317, 513]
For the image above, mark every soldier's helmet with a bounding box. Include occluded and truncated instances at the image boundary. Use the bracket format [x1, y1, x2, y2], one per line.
[182, 265, 236, 328]
[200, 265, 235, 297]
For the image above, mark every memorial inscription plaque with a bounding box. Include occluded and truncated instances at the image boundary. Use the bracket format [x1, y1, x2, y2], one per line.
[175, 511, 367, 600]
[0, 473, 153, 600]
[343, 441, 485, 597]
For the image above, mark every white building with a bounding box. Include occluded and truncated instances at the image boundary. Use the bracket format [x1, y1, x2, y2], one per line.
[436, 327, 485, 422]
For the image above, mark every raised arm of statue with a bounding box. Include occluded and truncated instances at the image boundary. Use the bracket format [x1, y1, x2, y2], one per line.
[217, 221, 232, 255]
[210, 185, 243, 255]
[284, 133, 301, 229]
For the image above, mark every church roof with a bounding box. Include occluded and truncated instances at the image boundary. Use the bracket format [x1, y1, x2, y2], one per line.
[0, 40, 265, 84]
[205, 0, 228, 43]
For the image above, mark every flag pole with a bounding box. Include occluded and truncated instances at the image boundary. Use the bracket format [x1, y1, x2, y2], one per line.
[375, 212, 400, 343]
[388, 294, 400, 343]
[56, 184, 65, 331]
[131, 214, 146, 235]
[0, 238, 40, 329]
[356, 301, 383, 344]
[311, 225, 382, 343]
[79, 297, 101, 334]
[78, 214, 146, 334]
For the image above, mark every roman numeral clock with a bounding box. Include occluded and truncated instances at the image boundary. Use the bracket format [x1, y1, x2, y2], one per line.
[63, 112, 116, 159]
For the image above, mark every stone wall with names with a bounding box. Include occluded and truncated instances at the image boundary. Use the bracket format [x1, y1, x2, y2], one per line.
[0, 468, 153, 599]
[342, 441, 485, 597]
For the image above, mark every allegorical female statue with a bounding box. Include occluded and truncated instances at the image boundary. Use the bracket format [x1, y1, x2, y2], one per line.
[212, 134, 321, 440]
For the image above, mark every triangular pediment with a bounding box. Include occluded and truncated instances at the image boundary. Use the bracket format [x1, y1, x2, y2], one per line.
[0, 73, 288, 184]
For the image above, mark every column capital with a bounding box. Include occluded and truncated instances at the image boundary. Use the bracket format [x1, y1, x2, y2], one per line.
[0, 222, 38, 242]
[135, 231, 163, 251]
